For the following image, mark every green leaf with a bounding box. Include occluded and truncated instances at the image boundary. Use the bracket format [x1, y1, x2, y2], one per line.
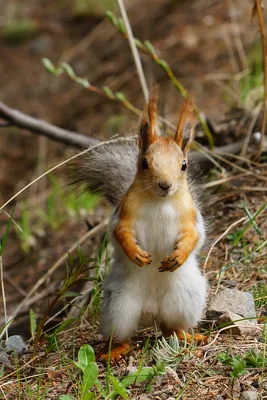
[144, 40, 156, 54]
[105, 10, 118, 27]
[59, 396, 75, 400]
[61, 62, 76, 78]
[81, 362, 98, 399]
[115, 91, 126, 102]
[234, 200, 267, 246]
[134, 38, 143, 48]
[75, 77, 90, 88]
[54, 318, 76, 335]
[0, 319, 13, 336]
[158, 59, 170, 71]
[103, 85, 115, 99]
[121, 367, 154, 388]
[77, 344, 96, 371]
[60, 291, 82, 299]
[42, 58, 63, 76]
[29, 309, 37, 338]
[83, 394, 94, 400]
[118, 19, 126, 33]
[110, 375, 128, 399]
[42, 58, 56, 74]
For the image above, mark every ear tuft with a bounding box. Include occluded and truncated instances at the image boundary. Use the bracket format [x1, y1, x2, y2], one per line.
[139, 85, 159, 153]
[174, 95, 196, 152]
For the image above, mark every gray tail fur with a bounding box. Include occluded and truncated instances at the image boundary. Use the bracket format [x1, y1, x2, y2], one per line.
[70, 138, 139, 206]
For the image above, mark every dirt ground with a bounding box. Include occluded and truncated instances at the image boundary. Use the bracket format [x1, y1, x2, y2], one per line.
[0, 0, 267, 399]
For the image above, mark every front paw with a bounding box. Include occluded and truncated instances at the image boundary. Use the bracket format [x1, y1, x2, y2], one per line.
[159, 247, 188, 272]
[127, 244, 152, 267]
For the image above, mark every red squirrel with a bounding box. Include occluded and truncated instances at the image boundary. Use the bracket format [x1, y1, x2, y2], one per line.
[73, 86, 207, 362]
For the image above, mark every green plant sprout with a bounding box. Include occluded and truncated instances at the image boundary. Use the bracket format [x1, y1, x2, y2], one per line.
[105, 10, 214, 147]
[33, 249, 96, 356]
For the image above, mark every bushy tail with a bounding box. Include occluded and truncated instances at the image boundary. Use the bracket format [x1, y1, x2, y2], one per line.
[70, 138, 139, 206]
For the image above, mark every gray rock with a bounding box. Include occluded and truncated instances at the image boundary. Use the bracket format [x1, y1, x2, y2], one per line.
[206, 289, 256, 322]
[0, 350, 12, 368]
[240, 391, 258, 400]
[217, 311, 259, 337]
[6, 335, 27, 354]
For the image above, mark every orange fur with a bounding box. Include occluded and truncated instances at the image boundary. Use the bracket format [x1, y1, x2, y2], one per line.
[97, 341, 131, 363]
[113, 89, 198, 269]
[114, 191, 152, 267]
[162, 329, 207, 345]
[139, 84, 158, 153]
[175, 95, 196, 151]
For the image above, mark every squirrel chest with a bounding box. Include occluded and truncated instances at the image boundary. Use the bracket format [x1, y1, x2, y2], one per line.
[135, 198, 179, 260]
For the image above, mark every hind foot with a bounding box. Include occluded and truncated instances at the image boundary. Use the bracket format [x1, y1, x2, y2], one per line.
[164, 329, 207, 345]
[96, 341, 131, 363]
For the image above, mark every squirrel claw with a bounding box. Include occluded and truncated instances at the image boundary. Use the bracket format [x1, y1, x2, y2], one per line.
[132, 246, 152, 267]
[159, 253, 182, 272]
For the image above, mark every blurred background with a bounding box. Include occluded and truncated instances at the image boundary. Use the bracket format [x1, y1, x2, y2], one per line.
[0, 0, 265, 335]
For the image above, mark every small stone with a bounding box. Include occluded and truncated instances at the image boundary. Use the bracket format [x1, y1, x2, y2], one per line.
[206, 289, 256, 322]
[217, 311, 259, 337]
[222, 280, 237, 288]
[240, 391, 258, 400]
[0, 350, 12, 368]
[6, 335, 27, 354]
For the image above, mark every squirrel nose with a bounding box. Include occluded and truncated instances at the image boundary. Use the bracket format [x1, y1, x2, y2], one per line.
[158, 181, 172, 191]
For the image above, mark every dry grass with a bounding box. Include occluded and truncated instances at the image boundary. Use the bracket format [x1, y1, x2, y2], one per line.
[1, 160, 267, 399]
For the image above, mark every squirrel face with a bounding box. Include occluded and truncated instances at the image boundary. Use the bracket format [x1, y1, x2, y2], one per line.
[137, 86, 195, 198]
[139, 137, 187, 198]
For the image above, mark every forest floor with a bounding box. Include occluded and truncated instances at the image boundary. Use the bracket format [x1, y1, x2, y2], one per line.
[0, 0, 266, 399]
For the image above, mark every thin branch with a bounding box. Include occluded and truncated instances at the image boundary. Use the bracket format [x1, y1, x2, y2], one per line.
[0, 101, 99, 148]
[117, 0, 149, 101]
[254, 0, 267, 152]
[0, 255, 8, 343]
[0, 100, 263, 168]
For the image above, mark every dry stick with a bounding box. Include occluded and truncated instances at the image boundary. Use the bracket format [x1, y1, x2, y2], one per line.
[201, 324, 263, 351]
[0, 356, 39, 384]
[0, 255, 8, 343]
[200, 144, 267, 183]
[254, 0, 267, 152]
[241, 106, 261, 156]
[203, 216, 248, 275]
[45, 284, 94, 328]
[0, 100, 260, 163]
[0, 101, 98, 149]
[117, 0, 149, 101]
[203, 173, 247, 189]
[0, 219, 108, 340]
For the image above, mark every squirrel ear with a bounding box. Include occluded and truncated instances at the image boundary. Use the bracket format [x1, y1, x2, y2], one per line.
[174, 95, 196, 153]
[138, 85, 158, 153]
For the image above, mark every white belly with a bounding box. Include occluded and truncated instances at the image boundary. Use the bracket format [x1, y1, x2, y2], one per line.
[135, 198, 179, 261]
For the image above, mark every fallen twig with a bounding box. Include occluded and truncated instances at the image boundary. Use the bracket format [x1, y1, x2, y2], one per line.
[0, 101, 99, 148]
[253, 0, 267, 152]
[0, 101, 264, 168]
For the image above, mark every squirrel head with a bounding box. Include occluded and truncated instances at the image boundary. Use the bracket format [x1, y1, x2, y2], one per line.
[137, 85, 195, 198]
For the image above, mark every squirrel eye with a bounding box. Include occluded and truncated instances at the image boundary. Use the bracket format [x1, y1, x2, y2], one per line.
[142, 158, 149, 170]
[181, 160, 187, 171]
